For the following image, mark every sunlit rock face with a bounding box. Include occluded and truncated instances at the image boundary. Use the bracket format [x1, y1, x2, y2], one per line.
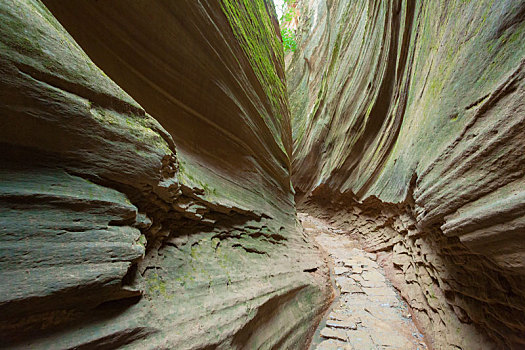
[0, 1, 329, 348]
[288, 0, 525, 348]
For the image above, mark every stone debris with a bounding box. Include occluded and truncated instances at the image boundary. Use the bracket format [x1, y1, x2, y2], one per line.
[365, 252, 377, 261]
[328, 312, 354, 322]
[334, 266, 349, 275]
[346, 330, 375, 349]
[317, 339, 353, 350]
[326, 319, 357, 330]
[302, 213, 428, 350]
[350, 265, 363, 274]
[340, 282, 363, 295]
[320, 327, 348, 341]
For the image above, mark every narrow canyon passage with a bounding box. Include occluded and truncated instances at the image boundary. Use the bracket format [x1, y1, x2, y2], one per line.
[300, 213, 427, 350]
[1, 0, 524, 349]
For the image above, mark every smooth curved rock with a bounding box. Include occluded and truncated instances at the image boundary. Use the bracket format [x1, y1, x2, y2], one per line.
[288, 0, 525, 348]
[3, 0, 524, 348]
[0, 0, 330, 348]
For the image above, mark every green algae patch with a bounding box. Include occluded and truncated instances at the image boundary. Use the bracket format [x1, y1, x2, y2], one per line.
[146, 272, 172, 299]
[220, 0, 289, 152]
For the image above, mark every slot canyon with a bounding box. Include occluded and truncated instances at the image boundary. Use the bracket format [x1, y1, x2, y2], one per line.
[0, 0, 524, 349]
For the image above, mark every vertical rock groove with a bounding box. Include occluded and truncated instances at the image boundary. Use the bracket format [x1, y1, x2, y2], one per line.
[1, 0, 524, 349]
[1, 1, 330, 349]
[289, 0, 525, 348]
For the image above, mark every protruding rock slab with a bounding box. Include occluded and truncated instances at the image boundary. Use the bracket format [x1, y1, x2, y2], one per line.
[0, 1, 331, 349]
[326, 320, 357, 330]
[320, 327, 348, 342]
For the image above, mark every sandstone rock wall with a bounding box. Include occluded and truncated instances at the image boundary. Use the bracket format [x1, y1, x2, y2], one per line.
[288, 0, 525, 348]
[0, 1, 329, 348]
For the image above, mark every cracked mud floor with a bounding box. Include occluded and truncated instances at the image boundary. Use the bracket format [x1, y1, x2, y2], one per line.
[300, 213, 428, 350]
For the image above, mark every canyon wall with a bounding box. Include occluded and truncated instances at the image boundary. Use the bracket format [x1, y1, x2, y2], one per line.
[288, 0, 525, 348]
[0, 1, 329, 348]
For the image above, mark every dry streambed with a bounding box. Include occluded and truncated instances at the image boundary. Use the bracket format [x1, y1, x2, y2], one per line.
[300, 213, 428, 350]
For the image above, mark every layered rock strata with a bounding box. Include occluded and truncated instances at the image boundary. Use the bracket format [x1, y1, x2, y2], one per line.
[288, 0, 525, 348]
[0, 1, 329, 348]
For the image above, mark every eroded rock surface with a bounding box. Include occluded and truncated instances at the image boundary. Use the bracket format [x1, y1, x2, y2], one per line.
[2, 0, 524, 348]
[301, 213, 427, 350]
[0, 1, 329, 348]
[288, 0, 525, 349]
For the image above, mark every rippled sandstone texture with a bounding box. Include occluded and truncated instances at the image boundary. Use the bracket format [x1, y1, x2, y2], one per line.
[0, 1, 329, 348]
[288, 0, 525, 349]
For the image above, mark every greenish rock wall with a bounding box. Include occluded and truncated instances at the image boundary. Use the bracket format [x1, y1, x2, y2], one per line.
[0, 0, 330, 348]
[288, 0, 525, 348]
